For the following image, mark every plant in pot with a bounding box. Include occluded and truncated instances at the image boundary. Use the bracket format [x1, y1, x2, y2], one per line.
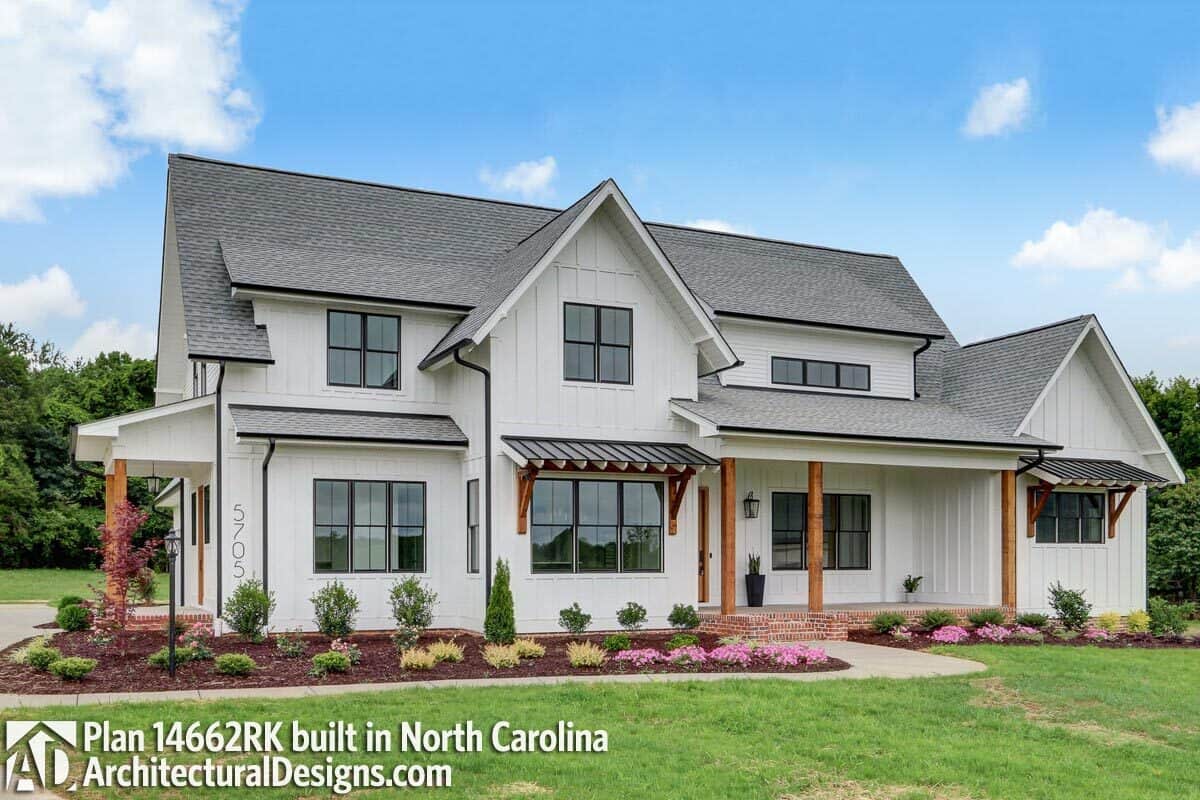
[745, 553, 765, 607]
[902, 574, 922, 603]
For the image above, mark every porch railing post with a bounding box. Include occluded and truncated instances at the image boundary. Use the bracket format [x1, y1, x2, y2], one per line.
[104, 458, 127, 603]
[807, 461, 824, 612]
[720, 457, 736, 615]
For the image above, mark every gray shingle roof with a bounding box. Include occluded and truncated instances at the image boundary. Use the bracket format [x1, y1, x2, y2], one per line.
[1020, 456, 1167, 485]
[942, 316, 1092, 434]
[673, 381, 1054, 449]
[502, 436, 718, 466]
[228, 404, 467, 446]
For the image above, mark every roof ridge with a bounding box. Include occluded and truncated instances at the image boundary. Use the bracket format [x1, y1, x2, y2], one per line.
[959, 314, 1094, 350]
[645, 220, 899, 260]
[505, 179, 610, 252]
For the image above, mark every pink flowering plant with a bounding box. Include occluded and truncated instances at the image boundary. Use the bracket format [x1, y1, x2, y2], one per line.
[891, 626, 913, 641]
[757, 643, 829, 666]
[1082, 627, 1111, 642]
[706, 642, 753, 667]
[613, 649, 664, 669]
[668, 645, 709, 667]
[178, 621, 214, 659]
[974, 623, 1010, 642]
[1010, 625, 1045, 643]
[330, 637, 362, 665]
[930, 625, 970, 644]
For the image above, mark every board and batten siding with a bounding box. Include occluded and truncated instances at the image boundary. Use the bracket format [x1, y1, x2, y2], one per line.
[717, 319, 917, 398]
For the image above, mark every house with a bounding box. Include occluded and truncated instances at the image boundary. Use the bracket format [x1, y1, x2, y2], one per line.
[72, 155, 1184, 640]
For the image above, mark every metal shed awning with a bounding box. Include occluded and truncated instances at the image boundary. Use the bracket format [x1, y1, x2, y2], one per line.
[501, 436, 719, 473]
[1020, 456, 1169, 487]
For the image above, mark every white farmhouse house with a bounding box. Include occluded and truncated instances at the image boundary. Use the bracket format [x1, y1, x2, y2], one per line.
[73, 155, 1184, 639]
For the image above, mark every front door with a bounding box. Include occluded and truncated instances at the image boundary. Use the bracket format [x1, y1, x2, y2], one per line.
[698, 486, 710, 603]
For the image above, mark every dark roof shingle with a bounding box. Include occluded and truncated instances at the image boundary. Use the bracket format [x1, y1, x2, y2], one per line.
[228, 405, 467, 446]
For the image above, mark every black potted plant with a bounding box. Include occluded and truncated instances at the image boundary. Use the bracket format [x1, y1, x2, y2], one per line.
[745, 553, 765, 607]
[902, 574, 922, 603]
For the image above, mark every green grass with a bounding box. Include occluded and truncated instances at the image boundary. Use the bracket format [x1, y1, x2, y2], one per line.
[5, 646, 1198, 799]
[0, 569, 167, 605]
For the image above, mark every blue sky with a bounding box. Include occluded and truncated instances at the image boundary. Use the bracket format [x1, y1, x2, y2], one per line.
[3, 1, 1200, 376]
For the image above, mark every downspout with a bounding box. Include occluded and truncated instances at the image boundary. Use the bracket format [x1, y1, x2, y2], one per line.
[697, 359, 744, 380]
[214, 362, 226, 617]
[1015, 447, 1046, 476]
[912, 337, 933, 399]
[261, 438, 276, 599]
[453, 347, 493, 608]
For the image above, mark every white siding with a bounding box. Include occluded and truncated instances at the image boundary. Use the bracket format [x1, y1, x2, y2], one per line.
[718, 319, 916, 399]
[908, 469, 999, 606]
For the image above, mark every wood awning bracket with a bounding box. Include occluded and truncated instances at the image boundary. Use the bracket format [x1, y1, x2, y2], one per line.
[516, 466, 539, 535]
[667, 468, 694, 535]
[1026, 480, 1054, 538]
[1107, 486, 1136, 539]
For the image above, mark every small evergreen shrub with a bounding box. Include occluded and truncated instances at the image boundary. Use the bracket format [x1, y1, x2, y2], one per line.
[603, 633, 632, 652]
[967, 609, 1006, 627]
[311, 581, 359, 638]
[427, 640, 464, 663]
[147, 646, 199, 668]
[870, 612, 907, 634]
[27, 645, 62, 672]
[310, 650, 351, 677]
[482, 644, 520, 669]
[223, 578, 276, 642]
[616, 602, 647, 631]
[667, 603, 700, 630]
[666, 633, 699, 651]
[1095, 611, 1122, 633]
[558, 603, 592, 636]
[1125, 609, 1150, 633]
[513, 638, 545, 659]
[919, 609, 957, 631]
[1048, 583, 1091, 631]
[484, 559, 516, 644]
[1148, 597, 1192, 637]
[56, 595, 86, 610]
[8, 636, 47, 666]
[566, 641, 606, 668]
[389, 576, 437, 630]
[49, 657, 96, 680]
[55, 604, 91, 632]
[399, 648, 437, 670]
[275, 630, 307, 658]
[1014, 612, 1049, 629]
[215, 653, 257, 676]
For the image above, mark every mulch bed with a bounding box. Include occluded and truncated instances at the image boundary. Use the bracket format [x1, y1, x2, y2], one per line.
[0, 630, 849, 695]
[848, 628, 1200, 650]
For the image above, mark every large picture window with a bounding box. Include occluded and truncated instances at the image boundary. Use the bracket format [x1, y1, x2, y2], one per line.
[771, 357, 870, 391]
[1035, 491, 1105, 544]
[530, 479, 662, 573]
[770, 492, 870, 570]
[563, 303, 632, 384]
[327, 311, 400, 389]
[314, 480, 425, 573]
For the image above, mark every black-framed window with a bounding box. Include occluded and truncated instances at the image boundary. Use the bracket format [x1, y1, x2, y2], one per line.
[314, 479, 425, 573]
[1035, 491, 1105, 545]
[563, 303, 632, 384]
[466, 479, 480, 574]
[530, 478, 662, 573]
[771, 357, 871, 392]
[327, 311, 400, 389]
[770, 492, 870, 570]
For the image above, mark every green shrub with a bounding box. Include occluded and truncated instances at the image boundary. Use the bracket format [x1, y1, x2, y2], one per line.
[484, 559, 516, 644]
[1048, 583, 1091, 631]
[55, 604, 91, 632]
[1014, 612, 1049, 629]
[310, 650, 351, 677]
[311, 580, 359, 638]
[513, 638, 545, 659]
[275, 630, 307, 658]
[427, 640, 464, 663]
[391, 627, 421, 653]
[566, 641, 606, 668]
[1148, 597, 1193, 637]
[56, 595, 86, 610]
[389, 576, 437, 630]
[223, 578, 275, 642]
[616, 602, 647, 631]
[147, 646, 199, 668]
[1126, 609, 1150, 633]
[27, 645, 62, 672]
[967, 609, 1006, 627]
[919, 609, 957, 630]
[8, 636, 47, 665]
[603, 633, 632, 652]
[215, 653, 257, 676]
[870, 612, 907, 634]
[666, 633, 699, 651]
[558, 603, 592, 636]
[482, 644, 520, 669]
[49, 657, 96, 680]
[667, 603, 700, 630]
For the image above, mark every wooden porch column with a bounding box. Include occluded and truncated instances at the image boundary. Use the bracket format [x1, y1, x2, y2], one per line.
[720, 457, 736, 615]
[1001, 469, 1016, 609]
[104, 458, 127, 600]
[807, 461, 824, 612]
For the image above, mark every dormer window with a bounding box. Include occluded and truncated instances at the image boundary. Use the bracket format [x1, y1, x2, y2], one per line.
[563, 303, 632, 384]
[327, 311, 400, 390]
[771, 356, 870, 392]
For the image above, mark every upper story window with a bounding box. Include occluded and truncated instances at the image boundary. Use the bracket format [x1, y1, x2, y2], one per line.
[327, 311, 400, 389]
[1035, 492, 1105, 544]
[771, 356, 870, 391]
[563, 303, 632, 384]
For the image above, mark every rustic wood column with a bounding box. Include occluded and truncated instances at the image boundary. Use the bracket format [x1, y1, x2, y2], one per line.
[1001, 469, 1016, 609]
[104, 458, 127, 600]
[807, 461, 824, 612]
[720, 457, 736, 615]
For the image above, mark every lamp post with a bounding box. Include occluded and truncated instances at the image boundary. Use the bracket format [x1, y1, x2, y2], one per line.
[164, 531, 181, 677]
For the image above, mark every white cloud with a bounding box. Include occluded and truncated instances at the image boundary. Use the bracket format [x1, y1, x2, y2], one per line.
[1109, 268, 1145, 292]
[684, 218, 754, 236]
[67, 318, 156, 360]
[1149, 237, 1200, 290]
[1148, 101, 1200, 175]
[963, 77, 1031, 138]
[1012, 209, 1163, 270]
[0, 266, 86, 326]
[478, 156, 557, 199]
[0, 0, 258, 221]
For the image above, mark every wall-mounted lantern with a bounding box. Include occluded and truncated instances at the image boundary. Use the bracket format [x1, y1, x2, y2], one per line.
[743, 491, 761, 519]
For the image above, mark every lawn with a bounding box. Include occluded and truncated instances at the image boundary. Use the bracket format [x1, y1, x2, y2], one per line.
[4, 646, 1198, 799]
[0, 569, 168, 604]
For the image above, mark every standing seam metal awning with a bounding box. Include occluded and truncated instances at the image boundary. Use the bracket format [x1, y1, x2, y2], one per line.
[1020, 456, 1168, 487]
[501, 436, 718, 472]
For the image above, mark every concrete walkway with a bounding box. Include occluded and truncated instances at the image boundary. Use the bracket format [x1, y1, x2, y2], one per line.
[0, 641, 985, 709]
[0, 603, 55, 650]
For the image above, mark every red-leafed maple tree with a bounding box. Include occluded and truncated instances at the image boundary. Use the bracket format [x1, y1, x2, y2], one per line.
[90, 500, 158, 628]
